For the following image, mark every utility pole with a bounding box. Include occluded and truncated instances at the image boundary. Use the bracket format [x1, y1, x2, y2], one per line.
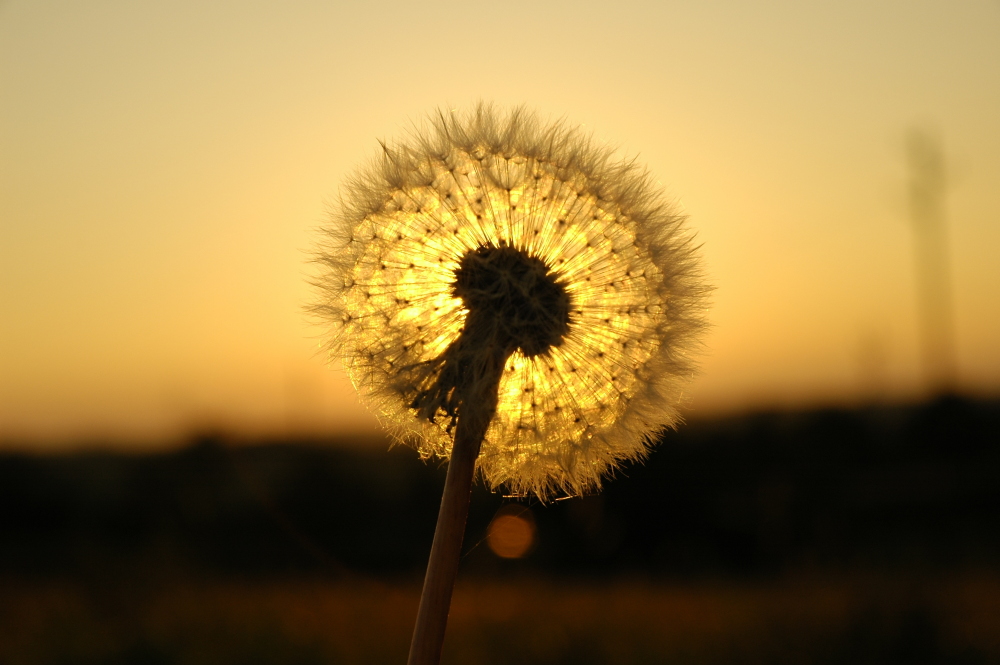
[906, 128, 957, 396]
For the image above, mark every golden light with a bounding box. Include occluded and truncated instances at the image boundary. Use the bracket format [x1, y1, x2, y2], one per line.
[316, 105, 708, 498]
[486, 506, 536, 559]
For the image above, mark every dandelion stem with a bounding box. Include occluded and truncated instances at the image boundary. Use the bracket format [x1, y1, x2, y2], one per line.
[406, 409, 490, 665]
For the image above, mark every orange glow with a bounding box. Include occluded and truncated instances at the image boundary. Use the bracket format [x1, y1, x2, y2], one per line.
[487, 506, 536, 559]
[1, 2, 998, 447]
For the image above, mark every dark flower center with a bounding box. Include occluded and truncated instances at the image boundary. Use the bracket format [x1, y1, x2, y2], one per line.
[408, 243, 571, 432]
[452, 243, 571, 357]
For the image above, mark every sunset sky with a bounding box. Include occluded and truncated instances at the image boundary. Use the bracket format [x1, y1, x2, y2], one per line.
[2, 0, 998, 448]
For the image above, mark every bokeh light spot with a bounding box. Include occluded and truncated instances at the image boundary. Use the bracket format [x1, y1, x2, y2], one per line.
[487, 506, 536, 559]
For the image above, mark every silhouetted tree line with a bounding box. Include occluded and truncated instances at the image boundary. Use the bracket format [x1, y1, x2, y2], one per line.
[1, 396, 997, 579]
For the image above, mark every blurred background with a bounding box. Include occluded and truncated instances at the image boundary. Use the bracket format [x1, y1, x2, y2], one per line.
[1, 1, 998, 663]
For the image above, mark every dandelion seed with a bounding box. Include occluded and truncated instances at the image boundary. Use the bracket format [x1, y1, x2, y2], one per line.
[312, 104, 708, 665]
[316, 103, 707, 498]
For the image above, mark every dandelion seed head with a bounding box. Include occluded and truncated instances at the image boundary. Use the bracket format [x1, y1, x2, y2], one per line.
[315, 104, 708, 498]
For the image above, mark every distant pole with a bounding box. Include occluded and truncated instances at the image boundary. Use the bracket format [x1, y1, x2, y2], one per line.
[906, 129, 957, 396]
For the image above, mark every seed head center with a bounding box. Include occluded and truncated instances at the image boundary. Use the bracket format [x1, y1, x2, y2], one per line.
[407, 244, 571, 431]
[453, 244, 571, 357]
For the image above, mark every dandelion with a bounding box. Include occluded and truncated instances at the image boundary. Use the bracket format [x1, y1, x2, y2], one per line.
[314, 104, 708, 665]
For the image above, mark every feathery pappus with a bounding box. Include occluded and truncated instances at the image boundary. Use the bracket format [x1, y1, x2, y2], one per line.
[315, 104, 708, 498]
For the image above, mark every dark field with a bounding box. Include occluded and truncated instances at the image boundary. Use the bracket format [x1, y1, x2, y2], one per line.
[2, 396, 998, 664]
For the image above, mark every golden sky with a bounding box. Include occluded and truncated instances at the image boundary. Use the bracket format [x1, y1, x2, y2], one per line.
[2, 0, 998, 448]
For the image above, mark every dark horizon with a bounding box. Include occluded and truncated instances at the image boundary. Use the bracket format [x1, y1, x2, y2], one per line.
[3, 395, 998, 663]
[3, 394, 996, 578]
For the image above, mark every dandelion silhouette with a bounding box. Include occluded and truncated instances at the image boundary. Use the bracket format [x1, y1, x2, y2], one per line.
[315, 104, 707, 665]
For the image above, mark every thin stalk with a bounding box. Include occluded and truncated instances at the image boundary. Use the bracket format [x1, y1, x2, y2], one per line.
[406, 412, 488, 665]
